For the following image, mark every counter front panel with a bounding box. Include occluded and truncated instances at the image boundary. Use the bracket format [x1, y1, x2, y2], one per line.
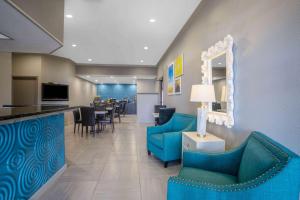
[0, 113, 65, 199]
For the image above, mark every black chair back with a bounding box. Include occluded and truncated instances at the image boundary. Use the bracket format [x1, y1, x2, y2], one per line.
[158, 108, 176, 125]
[109, 106, 116, 122]
[95, 105, 105, 111]
[80, 107, 96, 126]
[121, 101, 127, 114]
[73, 109, 81, 122]
[154, 105, 167, 113]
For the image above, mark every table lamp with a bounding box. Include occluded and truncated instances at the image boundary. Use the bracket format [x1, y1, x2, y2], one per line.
[190, 84, 216, 137]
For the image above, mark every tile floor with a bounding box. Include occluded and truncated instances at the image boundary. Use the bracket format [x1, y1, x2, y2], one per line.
[39, 115, 180, 200]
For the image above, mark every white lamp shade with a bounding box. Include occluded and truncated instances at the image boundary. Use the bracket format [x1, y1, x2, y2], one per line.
[190, 84, 216, 102]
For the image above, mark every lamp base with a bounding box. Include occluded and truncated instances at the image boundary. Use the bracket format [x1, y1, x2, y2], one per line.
[197, 107, 207, 138]
[197, 133, 206, 138]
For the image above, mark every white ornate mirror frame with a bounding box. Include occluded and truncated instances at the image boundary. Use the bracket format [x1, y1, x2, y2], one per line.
[201, 35, 234, 128]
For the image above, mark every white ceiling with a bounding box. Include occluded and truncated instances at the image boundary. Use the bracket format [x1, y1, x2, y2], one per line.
[78, 75, 156, 84]
[53, 0, 201, 66]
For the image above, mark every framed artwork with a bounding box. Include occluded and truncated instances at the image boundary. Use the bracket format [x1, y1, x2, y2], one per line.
[174, 54, 184, 78]
[174, 77, 181, 94]
[167, 63, 174, 95]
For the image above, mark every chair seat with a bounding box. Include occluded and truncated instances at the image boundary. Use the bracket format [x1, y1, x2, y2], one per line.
[179, 167, 237, 185]
[150, 134, 164, 149]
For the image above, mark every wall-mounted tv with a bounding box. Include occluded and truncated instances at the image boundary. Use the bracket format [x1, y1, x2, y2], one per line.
[42, 83, 69, 101]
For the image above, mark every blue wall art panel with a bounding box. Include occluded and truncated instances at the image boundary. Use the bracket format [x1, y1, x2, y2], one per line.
[96, 84, 136, 101]
[0, 113, 65, 199]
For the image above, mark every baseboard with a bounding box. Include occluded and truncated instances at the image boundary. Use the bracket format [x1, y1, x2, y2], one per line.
[29, 164, 67, 200]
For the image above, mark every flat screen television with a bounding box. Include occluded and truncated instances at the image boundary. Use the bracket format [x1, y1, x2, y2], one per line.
[42, 83, 69, 101]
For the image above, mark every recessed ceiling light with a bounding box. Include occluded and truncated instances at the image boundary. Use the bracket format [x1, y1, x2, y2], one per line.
[110, 76, 114, 79]
[149, 18, 156, 23]
[144, 46, 149, 50]
[88, 58, 92, 62]
[86, 75, 90, 78]
[65, 14, 73, 18]
[133, 76, 137, 79]
[140, 60, 144, 63]
[72, 44, 77, 47]
[95, 80, 98, 82]
[218, 62, 222, 65]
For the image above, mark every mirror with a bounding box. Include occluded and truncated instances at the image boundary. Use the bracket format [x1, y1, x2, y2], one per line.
[211, 53, 227, 113]
[201, 35, 234, 128]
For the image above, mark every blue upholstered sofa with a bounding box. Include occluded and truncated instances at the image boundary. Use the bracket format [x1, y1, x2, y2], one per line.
[147, 113, 196, 168]
[167, 131, 300, 200]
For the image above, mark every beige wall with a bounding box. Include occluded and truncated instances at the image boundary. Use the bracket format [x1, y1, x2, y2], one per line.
[0, 52, 12, 106]
[12, 53, 96, 106]
[42, 55, 96, 106]
[157, 0, 300, 154]
[136, 79, 158, 94]
[12, 54, 42, 102]
[7, 0, 64, 43]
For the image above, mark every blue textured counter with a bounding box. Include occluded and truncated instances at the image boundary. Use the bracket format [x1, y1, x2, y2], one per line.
[0, 113, 65, 199]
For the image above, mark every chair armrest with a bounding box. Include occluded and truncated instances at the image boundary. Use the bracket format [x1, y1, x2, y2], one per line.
[183, 143, 246, 176]
[164, 131, 181, 147]
[147, 119, 172, 135]
[181, 120, 197, 132]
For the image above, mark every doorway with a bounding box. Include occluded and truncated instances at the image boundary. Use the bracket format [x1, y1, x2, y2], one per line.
[12, 76, 38, 106]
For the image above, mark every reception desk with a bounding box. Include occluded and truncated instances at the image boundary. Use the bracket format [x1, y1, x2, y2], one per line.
[0, 105, 75, 199]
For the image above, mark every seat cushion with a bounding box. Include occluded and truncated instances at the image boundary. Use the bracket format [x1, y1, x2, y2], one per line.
[150, 134, 164, 149]
[179, 167, 237, 185]
[238, 137, 277, 183]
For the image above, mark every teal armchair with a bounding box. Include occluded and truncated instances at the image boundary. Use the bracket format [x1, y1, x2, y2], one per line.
[147, 113, 196, 168]
[167, 131, 300, 200]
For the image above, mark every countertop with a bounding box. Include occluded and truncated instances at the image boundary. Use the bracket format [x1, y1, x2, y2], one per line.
[0, 105, 78, 121]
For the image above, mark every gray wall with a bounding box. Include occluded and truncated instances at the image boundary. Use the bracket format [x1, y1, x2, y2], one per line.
[157, 0, 300, 154]
[136, 79, 158, 94]
[0, 52, 12, 106]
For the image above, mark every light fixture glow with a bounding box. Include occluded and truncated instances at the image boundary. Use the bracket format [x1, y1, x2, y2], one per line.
[88, 58, 92, 62]
[133, 76, 137, 79]
[72, 44, 77, 47]
[218, 62, 222, 65]
[86, 75, 90, 78]
[110, 76, 114, 79]
[140, 60, 144, 63]
[149, 18, 156, 23]
[144, 46, 149, 50]
[65, 14, 73, 18]
[95, 80, 98, 82]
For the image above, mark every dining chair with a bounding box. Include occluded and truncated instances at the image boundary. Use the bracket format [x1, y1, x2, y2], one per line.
[72, 108, 82, 134]
[114, 104, 121, 123]
[158, 108, 176, 125]
[95, 105, 106, 121]
[120, 101, 127, 116]
[99, 106, 115, 133]
[154, 105, 167, 113]
[80, 106, 98, 137]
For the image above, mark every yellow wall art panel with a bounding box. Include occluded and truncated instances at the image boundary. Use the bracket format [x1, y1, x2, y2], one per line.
[174, 54, 184, 78]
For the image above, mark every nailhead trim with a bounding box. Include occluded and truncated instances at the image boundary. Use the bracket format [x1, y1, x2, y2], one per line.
[169, 132, 294, 192]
